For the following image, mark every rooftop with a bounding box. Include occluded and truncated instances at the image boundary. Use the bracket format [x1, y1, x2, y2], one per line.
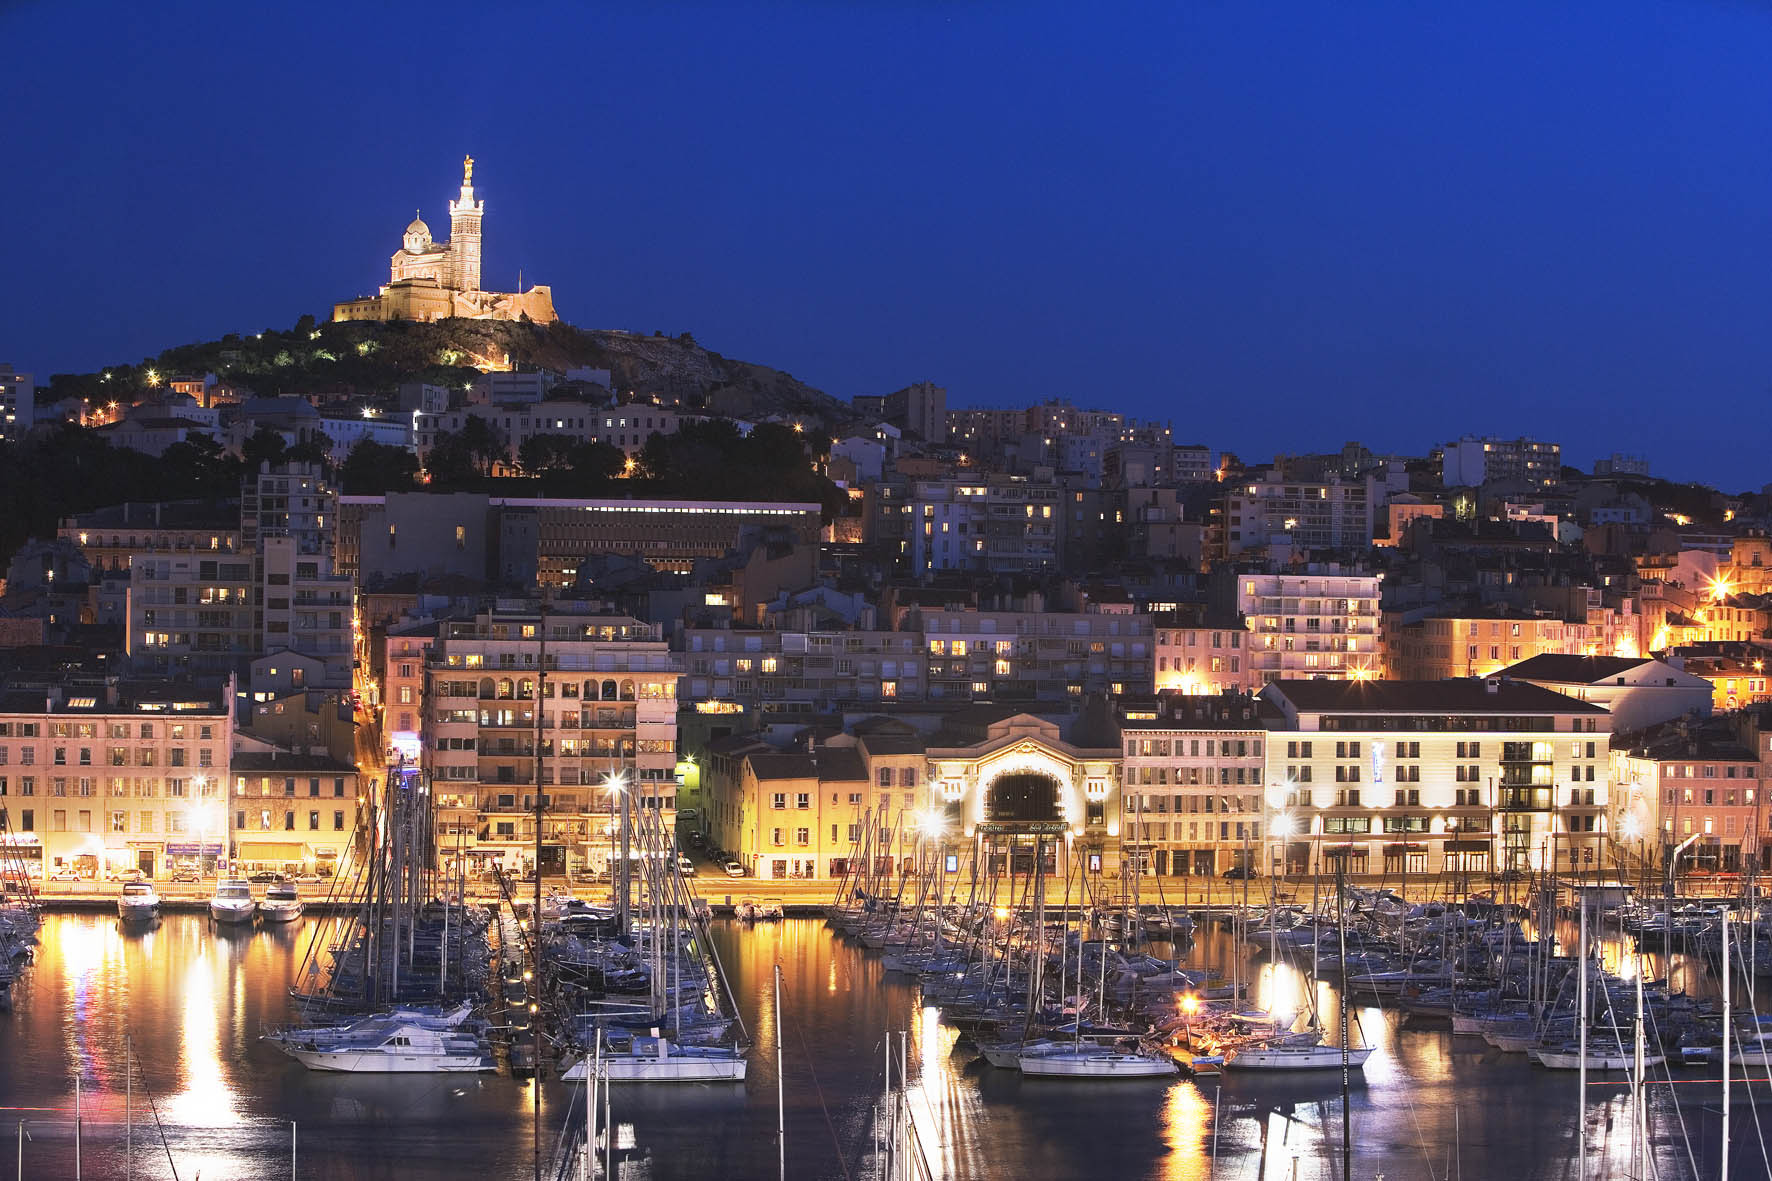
[1263, 678, 1608, 715]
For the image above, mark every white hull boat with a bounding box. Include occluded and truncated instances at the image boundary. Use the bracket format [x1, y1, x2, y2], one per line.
[258, 884, 304, 923]
[1019, 1048, 1178, 1077]
[116, 883, 161, 924]
[209, 879, 258, 924]
[1225, 1043, 1375, 1071]
[279, 1022, 494, 1073]
[1532, 1043, 1663, 1071]
[564, 1038, 747, 1083]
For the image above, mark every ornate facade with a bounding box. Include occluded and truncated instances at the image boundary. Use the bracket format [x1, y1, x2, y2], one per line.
[333, 157, 557, 325]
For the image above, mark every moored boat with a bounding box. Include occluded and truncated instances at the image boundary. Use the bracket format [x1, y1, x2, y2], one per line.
[209, 879, 257, 924]
[116, 882, 161, 924]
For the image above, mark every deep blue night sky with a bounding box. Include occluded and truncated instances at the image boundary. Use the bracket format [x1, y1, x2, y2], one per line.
[6, 2, 1771, 485]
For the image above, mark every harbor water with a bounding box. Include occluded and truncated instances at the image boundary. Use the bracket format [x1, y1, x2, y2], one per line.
[0, 912, 1760, 1179]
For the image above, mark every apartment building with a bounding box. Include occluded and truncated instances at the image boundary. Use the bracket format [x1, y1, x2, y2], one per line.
[1260, 679, 1609, 878]
[59, 501, 241, 574]
[1120, 693, 1267, 877]
[421, 604, 679, 876]
[381, 620, 440, 760]
[0, 675, 233, 878]
[0, 364, 33, 441]
[1383, 608, 1585, 680]
[918, 608, 1153, 702]
[1223, 475, 1376, 556]
[1215, 566, 1382, 682]
[1439, 436, 1562, 490]
[413, 402, 693, 467]
[703, 722, 926, 881]
[1152, 607, 1260, 696]
[229, 750, 363, 875]
[874, 475, 1062, 574]
[680, 627, 928, 712]
[1172, 445, 1214, 483]
[1611, 720, 1762, 873]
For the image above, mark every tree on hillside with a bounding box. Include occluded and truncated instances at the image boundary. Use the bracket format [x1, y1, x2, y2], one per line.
[339, 440, 420, 494]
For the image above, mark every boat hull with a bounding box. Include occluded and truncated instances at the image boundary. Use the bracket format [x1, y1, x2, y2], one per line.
[1225, 1046, 1375, 1071]
[1020, 1054, 1177, 1078]
[564, 1055, 748, 1083]
[258, 902, 304, 923]
[287, 1048, 494, 1073]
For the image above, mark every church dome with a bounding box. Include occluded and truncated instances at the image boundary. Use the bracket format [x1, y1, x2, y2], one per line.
[402, 214, 433, 254]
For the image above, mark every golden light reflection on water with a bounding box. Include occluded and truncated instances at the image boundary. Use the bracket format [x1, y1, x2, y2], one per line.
[1157, 1075, 1213, 1181]
[168, 938, 242, 1127]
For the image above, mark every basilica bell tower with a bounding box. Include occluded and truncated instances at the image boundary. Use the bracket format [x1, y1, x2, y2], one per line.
[448, 154, 484, 293]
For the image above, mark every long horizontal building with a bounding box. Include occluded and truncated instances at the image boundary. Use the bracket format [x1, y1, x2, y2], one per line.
[1260, 678, 1610, 878]
[337, 493, 823, 585]
[0, 675, 234, 880]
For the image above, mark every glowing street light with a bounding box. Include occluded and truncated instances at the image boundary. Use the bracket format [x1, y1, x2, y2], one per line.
[1620, 813, 1643, 842]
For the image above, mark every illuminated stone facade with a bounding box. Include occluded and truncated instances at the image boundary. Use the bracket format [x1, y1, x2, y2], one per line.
[333, 157, 558, 325]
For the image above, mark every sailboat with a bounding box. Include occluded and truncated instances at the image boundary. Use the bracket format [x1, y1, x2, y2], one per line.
[1225, 858, 1372, 1073]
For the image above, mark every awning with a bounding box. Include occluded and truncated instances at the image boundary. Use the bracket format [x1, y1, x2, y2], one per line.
[1444, 839, 1491, 852]
[236, 841, 308, 859]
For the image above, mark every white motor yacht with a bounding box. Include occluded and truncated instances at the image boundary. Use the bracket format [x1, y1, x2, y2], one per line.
[279, 1020, 495, 1073]
[116, 881, 161, 924]
[209, 879, 258, 924]
[258, 881, 304, 923]
[563, 1037, 747, 1082]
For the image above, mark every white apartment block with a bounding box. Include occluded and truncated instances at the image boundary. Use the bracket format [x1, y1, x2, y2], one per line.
[1224, 566, 1382, 682]
[414, 402, 692, 468]
[1223, 475, 1376, 555]
[1120, 694, 1268, 877]
[1260, 679, 1609, 878]
[877, 476, 1062, 574]
[0, 678, 232, 879]
[1440, 435, 1562, 490]
[422, 606, 680, 876]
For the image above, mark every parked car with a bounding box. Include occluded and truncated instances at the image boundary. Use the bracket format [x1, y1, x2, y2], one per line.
[50, 868, 83, 882]
[292, 873, 322, 885]
[247, 871, 285, 884]
[170, 868, 202, 884]
[1221, 865, 1258, 880]
[677, 856, 697, 876]
[723, 860, 746, 878]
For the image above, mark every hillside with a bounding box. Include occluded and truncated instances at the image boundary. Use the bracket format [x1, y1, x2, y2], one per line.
[46, 315, 860, 427]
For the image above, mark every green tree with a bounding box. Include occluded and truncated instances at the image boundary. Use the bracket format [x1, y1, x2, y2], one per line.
[423, 431, 479, 488]
[516, 434, 578, 475]
[242, 425, 288, 470]
[339, 440, 420, 494]
[457, 415, 508, 476]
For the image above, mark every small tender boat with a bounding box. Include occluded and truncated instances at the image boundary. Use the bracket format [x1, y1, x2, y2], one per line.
[563, 1037, 748, 1083]
[209, 879, 258, 924]
[116, 882, 161, 924]
[258, 882, 304, 923]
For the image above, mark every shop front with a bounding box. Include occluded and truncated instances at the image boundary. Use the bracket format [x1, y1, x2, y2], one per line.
[235, 839, 310, 874]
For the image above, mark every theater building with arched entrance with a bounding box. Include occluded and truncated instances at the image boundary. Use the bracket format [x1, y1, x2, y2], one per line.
[922, 704, 1124, 881]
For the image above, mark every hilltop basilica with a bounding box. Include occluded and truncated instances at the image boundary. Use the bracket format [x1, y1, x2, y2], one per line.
[333, 157, 557, 324]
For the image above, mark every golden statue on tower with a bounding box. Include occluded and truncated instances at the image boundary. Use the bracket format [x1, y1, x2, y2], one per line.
[463, 154, 474, 185]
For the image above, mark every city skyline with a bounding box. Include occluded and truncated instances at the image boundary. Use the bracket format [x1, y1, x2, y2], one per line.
[6, 2, 1772, 486]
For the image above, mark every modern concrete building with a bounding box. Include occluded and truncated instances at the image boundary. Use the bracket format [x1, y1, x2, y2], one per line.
[1439, 435, 1562, 490]
[1215, 565, 1383, 682]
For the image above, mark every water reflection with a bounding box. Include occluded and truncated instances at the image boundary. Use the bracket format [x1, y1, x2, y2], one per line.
[2, 912, 1763, 1179]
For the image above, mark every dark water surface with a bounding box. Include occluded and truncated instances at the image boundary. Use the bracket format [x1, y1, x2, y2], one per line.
[0, 913, 1758, 1179]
